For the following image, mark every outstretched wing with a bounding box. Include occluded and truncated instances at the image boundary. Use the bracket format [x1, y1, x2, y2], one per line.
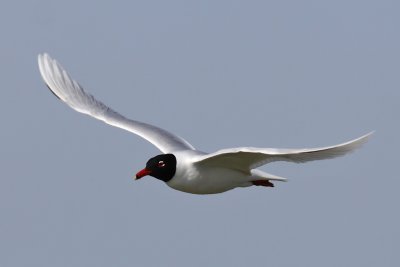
[194, 133, 372, 172]
[38, 53, 195, 153]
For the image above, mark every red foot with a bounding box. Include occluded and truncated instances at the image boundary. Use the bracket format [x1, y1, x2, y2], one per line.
[252, 180, 274, 187]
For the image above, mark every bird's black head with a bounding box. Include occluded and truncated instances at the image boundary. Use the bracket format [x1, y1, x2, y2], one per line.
[135, 154, 177, 182]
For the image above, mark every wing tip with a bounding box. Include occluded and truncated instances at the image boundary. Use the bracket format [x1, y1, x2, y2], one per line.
[322, 131, 374, 160]
[38, 53, 63, 101]
[37, 52, 51, 67]
[351, 131, 374, 148]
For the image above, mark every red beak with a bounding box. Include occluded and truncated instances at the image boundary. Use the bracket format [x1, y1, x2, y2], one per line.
[135, 168, 151, 180]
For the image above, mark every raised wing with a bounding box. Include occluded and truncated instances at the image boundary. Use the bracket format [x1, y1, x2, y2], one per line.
[195, 132, 372, 172]
[38, 53, 195, 153]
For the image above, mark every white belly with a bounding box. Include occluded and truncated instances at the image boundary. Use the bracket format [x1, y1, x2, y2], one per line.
[167, 165, 251, 194]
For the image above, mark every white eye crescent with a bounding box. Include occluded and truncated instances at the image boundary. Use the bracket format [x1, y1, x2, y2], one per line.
[157, 161, 166, 167]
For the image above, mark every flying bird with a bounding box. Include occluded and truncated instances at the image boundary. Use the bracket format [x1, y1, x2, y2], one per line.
[38, 53, 371, 194]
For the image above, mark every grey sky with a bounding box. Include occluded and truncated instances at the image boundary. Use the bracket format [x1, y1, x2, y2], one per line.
[0, 0, 398, 266]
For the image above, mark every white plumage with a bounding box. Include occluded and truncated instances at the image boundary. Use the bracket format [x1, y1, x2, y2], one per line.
[38, 53, 372, 194]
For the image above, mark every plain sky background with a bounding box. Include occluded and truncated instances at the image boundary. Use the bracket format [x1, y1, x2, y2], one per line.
[0, 0, 398, 266]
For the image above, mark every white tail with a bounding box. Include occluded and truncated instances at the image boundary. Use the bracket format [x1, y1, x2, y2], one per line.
[250, 169, 288, 182]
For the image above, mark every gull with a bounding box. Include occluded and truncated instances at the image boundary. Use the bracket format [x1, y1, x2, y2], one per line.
[38, 53, 372, 194]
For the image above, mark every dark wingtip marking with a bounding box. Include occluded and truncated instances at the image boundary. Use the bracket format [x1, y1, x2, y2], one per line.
[46, 84, 61, 100]
[252, 180, 274, 187]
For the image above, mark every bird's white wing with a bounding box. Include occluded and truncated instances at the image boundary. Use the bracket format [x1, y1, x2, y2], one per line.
[38, 53, 195, 153]
[194, 133, 372, 172]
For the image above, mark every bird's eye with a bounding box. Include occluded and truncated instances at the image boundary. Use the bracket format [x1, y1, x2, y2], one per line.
[157, 161, 166, 167]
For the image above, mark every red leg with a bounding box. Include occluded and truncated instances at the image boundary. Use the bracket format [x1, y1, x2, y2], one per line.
[252, 180, 274, 187]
